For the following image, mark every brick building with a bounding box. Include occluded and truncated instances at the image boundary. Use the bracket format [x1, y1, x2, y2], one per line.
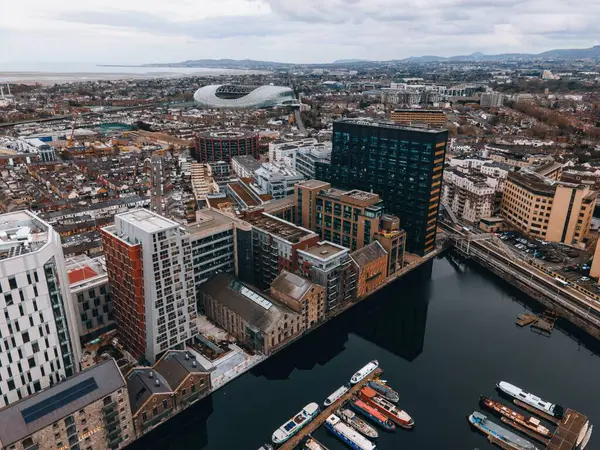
[350, 241, 389, 298]
[270, 271, 326, 329]
[0, 359, 133, 450]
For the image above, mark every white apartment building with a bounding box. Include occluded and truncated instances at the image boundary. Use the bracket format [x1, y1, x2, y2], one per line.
[253, 163, 304, 199]
[102, 209, 198, 363]
[0, 211, 81, 407]
[296, 144, 332, 179]
[442, 169, 495, 223]
[268, 138, 321, 163]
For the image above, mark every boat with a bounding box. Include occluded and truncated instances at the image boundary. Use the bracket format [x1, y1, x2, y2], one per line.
[324, 414, 376, 450]
[580, 424, 593, 450]
[480, 396, 551, 437]
[324, 383, 351, 407]
[496, 381, 564, 419]
[349, 399, 396, 431]
[367, 380, 399, 403]
[351, 360, 379, 384]
[577, 421, 589, 446]
[304, 438, 328, 450]
[339, 408, 379, 438]
[272, 403, 320, 444]
[359, 386, 414, 429]
[468, 411, 539, 450]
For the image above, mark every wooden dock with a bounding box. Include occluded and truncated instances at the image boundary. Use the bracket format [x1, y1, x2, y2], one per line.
[279, 368, 383, 450]
[516, 312, 538, 327]
[513, 399, 559, 424]
[547, 409, 589, 450]
[499, 417, 550, 445]
[531, 310, 557, 334]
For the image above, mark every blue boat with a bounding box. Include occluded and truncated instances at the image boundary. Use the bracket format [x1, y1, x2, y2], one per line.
[468, 411, 539, 450]
[324, 414, 376, 450]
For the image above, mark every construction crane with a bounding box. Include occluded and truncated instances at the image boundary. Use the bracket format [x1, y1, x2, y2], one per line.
[67, 111, 79, 147]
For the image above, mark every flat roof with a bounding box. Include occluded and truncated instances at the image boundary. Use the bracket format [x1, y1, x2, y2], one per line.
[243, 212, 317, 244]
[299, 241, 348, 260]
[297, 180, 330, 189]
[183, 209, 236, 235]
[117, 209, 179, 233]
[0, 359, 124, 446]
[336, 118, 447, 133]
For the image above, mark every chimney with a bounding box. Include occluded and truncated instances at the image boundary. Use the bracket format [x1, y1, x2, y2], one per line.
[155, 379, 160, 387]
[192, 361, 197, 368]
[148, 371, 154, 378]
[184, 352, 189, 360]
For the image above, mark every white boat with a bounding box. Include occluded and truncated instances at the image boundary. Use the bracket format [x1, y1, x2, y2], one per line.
[577, 421, 589, 446]
[324, 383, 351, 406]
[581, 424, 593, 450]
[324, 414, 376, 450]
[351, 360, 379, 384]
[496, 381, 564, 419]
[272, 403, 320, 444]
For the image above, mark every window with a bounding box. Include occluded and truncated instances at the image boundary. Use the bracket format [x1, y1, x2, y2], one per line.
[191, 384, 196, 393]
[8, 276, 17, 290]
[141, 412, 147, 422]
[162, 399, 168, 410]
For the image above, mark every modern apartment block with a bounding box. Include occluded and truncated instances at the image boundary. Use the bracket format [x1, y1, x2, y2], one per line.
[0, 211, 81, 408]
[66, 255, 115, 345]
[390, 109, 447, 127]
[270, 271, 326, 329]
[317, 118, 448, 255]
[296, 241, 356, 311]
[0, 359, 134, 450]
[268, 138, 332, 180]
[186, 209, 237, 289]
[480, 90, 504, 108]
[295, 181, 385, 251]
[442, 168, 496, 223]
[295, 144, 332, 180]
[501, 171, 597, 246]
[240, 208, 320, 289]
[101, 209, 198, 363]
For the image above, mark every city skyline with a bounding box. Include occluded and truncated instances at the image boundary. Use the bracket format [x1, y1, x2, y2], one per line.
[2, 0, 600, 65]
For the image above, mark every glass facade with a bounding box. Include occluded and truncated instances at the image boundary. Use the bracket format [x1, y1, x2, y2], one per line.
[316, 120, 448, 255]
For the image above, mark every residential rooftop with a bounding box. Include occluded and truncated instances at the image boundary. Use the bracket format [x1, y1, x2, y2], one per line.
[0, 210, 50, 261]
[336, 117, 447, 133]
[297, 180, 330, 190]
[65, 254, 107, 288]
[126, 368, 172, 414]
[0, 359, 125, 447]
[298, 241, 348, 260]
[350, 241, 388, 268]
[271, 271, 316, 301]
[242, 210, 317, 244]
[116, 209, 179, 234]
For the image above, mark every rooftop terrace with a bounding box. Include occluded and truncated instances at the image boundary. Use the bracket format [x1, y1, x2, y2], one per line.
[243, 211, 317, 244]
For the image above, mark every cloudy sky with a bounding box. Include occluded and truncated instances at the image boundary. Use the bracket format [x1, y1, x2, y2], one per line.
[3, 0, 599, 65]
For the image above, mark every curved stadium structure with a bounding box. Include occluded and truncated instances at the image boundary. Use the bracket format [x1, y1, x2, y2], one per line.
[193, 84, 297, 109]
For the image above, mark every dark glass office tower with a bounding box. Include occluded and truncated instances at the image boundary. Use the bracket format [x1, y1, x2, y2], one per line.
[316, 119, 448, 255]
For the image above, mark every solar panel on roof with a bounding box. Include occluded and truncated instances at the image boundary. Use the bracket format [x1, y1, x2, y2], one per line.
[21, 377, 99, 424]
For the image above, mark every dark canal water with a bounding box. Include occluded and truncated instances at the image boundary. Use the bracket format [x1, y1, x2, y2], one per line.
[128, 255, 600, 450]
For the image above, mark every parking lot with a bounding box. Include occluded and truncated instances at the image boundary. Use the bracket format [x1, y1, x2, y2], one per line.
[496, 230, 599, 292]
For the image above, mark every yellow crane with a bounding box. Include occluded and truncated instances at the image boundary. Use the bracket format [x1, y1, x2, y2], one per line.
[67, 111, 79, 147]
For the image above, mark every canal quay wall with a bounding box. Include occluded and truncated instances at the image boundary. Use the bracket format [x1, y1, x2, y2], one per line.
[445, 230, 600, 341]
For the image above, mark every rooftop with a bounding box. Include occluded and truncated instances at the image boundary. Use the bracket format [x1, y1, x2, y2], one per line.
[297, 180, 331, 190]
[350, 241, 388, 268]
[153, 351, 211, 392]
[0, 210, 50, 261]
[65, 254, 107, 287]
[117, 209, 179, 233]
[298, 241, 348, 261]
[242, 211, 317, 244]
[336, 117, 447, 133]
[0, 359, 125, 447]
[200, 273, 296, 332]
[183, 209, 236, 236]
[271, 271, 316, 301]
[126, 368, 172, 414]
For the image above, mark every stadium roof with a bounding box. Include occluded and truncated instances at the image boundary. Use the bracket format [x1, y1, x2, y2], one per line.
[193, 84, 298, 109]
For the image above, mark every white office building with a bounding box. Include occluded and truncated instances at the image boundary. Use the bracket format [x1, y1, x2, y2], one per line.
[0, 211, 81, 407]
[296, 144, 332, 179]
[254, 163, 304, 199]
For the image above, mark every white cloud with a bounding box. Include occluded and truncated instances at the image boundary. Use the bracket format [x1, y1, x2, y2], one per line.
[1, 0, 599, 64]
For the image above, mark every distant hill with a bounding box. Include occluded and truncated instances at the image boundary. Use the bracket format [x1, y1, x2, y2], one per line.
[141, 45, 600, 69]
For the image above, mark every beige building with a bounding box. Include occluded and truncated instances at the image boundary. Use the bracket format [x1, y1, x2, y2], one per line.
[374, 215, 406, 277]
[442, 168, 496, 223]
[350, 241, 389, 298]
[295, 181, 385, 251]
[501, 171, 597, 246]
[390, 109, 447, 127]
[270, 271, 326, 329]
[0, 359, 133, 450]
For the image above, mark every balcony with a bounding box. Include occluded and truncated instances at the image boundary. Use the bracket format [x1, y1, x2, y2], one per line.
[102, 400, 117, 412]
[104, 410, 119, 426]
[107, 427, 122, 441]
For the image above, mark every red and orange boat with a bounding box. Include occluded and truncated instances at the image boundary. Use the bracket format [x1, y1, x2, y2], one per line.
[359, 386, 414, 429]
[480, 396, 551, 438]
